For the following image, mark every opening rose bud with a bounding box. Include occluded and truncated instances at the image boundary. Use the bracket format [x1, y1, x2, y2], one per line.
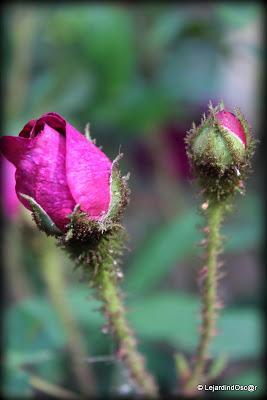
[0, 113, 114, 232]
[189, 107, 248, 170]
[186, 102, 255, 201]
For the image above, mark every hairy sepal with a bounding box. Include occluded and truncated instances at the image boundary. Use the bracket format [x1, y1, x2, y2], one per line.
[19, 193, 62, 236]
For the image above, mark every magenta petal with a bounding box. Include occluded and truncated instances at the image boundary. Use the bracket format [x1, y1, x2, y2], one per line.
[19, 119, 36, 138]
[216, 111, 246, 147]
[31, 112, 66, 137]
[0, 135, 33, 166]
[65, 122, 112, 219]
[1, 155, 20, 218]
[15, 124, 76, 230]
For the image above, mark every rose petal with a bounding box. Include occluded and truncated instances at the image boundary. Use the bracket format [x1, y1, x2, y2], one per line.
[14, 124, 75, 230]
[1, 154, 20, 218]
[31, 112, 66, 137]
[65, 122, 112, 219]
[216, 111, 246, 147]
[0, 135, 33, 165]
[19, 119, 36, 138]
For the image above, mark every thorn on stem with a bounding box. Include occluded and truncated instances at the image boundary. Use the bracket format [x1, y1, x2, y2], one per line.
[198, 266, 208, 279]
[202, 226, 210, 234]
[101, 325, 109, 334]
[215, 300, 224, 310]
[116, 346, 128, 360]
[217, 271, 227, 280]
[201, 201, 209, 210]
[198, 239, 208, 247]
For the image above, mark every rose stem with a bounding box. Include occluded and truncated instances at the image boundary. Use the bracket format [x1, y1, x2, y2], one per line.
[184, 202, 223, 393]
[41, 239, 97, 397]
[94, 259, 158, 397]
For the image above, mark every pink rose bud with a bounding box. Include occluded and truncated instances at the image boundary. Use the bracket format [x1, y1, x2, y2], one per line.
[0, 113, 118, 232]
[186, 102, 255, 201]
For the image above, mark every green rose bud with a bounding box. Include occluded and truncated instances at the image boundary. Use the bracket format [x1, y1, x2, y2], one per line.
[186, 102, 256, 201]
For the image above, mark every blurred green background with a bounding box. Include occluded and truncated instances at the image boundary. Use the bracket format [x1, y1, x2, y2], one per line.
[1, 3, 264, 397]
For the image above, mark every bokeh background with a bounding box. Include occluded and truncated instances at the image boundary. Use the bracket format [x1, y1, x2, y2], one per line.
[1, 3, 264, 397]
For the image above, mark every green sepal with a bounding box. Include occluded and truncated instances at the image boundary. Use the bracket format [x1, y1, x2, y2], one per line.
[189, 102, 246, 172]
[19, 193, 62, 236]
[101, 153, 130, 227]
[84, 122, 92, 140]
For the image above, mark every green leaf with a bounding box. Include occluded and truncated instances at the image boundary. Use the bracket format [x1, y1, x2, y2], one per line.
[125, 209, 201, 295]
[6, 350, 55, 370]
[128, 293, 262, 359]
[93, 82, 173, 133]
[3, 367, 32, 397]
[66, 286, 103, 327]
[126, 195, 261, 295]
[146, 9, 189, 50]
[5, 297, 67, 352]
[130, 293, 198, 349]
[215, 4, 260, 28]
[212, 308, 262, 358]
[34, 355, 66, 386]
[4, 287, 261, 393]
[224, 195, 263, 252]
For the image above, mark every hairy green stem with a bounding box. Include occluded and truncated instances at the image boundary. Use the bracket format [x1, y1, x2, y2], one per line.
[185, 202, 224, 393]
[60, 222, 158, 396]
[95, 263, 158, 397]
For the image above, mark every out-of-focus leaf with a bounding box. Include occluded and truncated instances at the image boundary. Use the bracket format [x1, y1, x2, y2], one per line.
[157, 40, 220, 102]
[3, 367, 32, 397]
[66, 286, 103, 326]
[4, 289, 262, 379]
[125, 209, 201, 295]
[212, 308, 262, 358]
[46, 6, 135, 101]
[126, 195, 261, 295]
[224, 195, 263, 252]
[215, 4, 260, 28]
[34, 355, 66, 386]
[130, 293, 198, 349]
[6, 350, 54, 370]
[129, 293, 262, 359]
[5, 288, 103, 357]
[4, 352, 67, 397]
[5, 299, 64, 353]
[224, 368, 264, 396]
[146, 10, 189, 50]
[95, 82, 173, 133]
